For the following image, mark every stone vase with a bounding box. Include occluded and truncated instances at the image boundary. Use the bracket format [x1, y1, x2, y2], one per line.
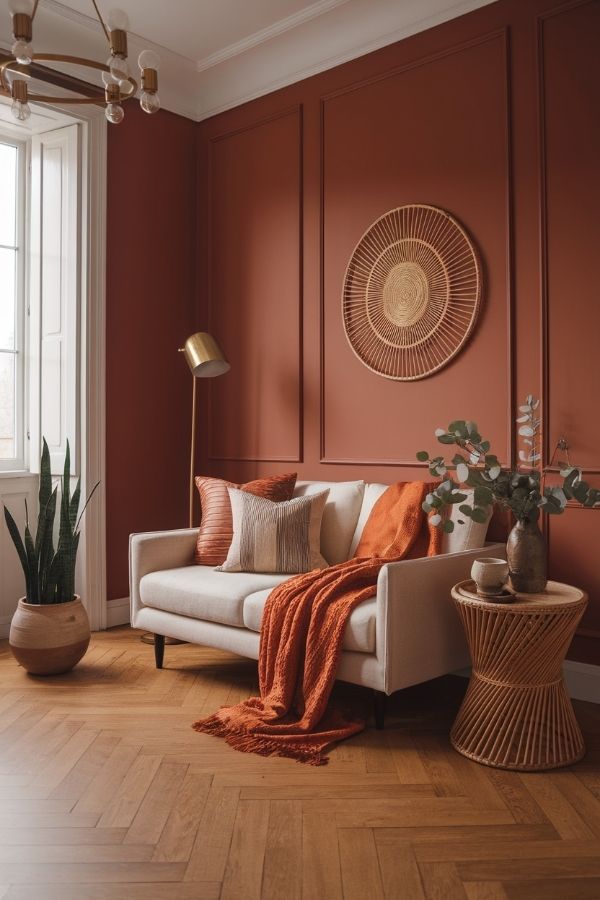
[506, 515, 547, 593]
[9, 597, 90, 675]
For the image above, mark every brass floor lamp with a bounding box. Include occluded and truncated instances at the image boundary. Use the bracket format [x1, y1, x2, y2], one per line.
[141, 332, 230, 647]
[179, 332, 231, 526]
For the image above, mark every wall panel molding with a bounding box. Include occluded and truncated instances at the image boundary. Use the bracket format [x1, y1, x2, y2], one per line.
[537, 0, 600, 475]
[206, 104, 304, 465]
[318, 28, 515, 467]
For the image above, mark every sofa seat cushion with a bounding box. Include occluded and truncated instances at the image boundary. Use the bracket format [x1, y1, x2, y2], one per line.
[243, 589, 376, 654]
[140, 566, 290, 627]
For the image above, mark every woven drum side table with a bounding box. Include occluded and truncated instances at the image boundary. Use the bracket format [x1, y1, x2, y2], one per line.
[450, 580, 587, 771]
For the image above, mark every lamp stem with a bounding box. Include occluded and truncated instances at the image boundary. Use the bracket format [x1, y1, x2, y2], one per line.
[189, 376, 197, 528]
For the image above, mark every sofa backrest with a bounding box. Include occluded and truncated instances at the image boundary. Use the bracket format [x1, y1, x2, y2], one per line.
[294, 481, 365, 564]
[294, 480, 490, 564]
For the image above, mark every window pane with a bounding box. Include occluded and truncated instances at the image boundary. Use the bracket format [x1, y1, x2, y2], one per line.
[0, 351, 15, 459]
[0, 247, 16, 350]
[0, 143, 17, 247]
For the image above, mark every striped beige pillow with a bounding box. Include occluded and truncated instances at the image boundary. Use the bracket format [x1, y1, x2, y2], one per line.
[217, 488, 330, 574]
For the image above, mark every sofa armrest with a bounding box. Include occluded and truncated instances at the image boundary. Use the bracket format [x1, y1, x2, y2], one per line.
[129, 528, 198, 626]
[375, 542, 506, 694]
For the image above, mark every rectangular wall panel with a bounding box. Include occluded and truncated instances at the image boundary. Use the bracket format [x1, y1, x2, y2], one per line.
[208, 108, 303, 463]
[541, 1, 600, 471]
[321, 33, 511, 465]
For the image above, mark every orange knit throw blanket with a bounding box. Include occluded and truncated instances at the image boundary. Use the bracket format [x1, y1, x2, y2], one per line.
[193, 481, 441, 765]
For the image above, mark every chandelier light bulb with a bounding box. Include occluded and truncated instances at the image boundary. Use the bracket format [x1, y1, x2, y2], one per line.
[101, 69, 117, 87]
[138, 49, 160, 72]
[11, 98, 31, 121]
[8, 0, 34, 13]
[105, 102, 124, 124]
[107, 54, 129, 84]
[140, 91, 160, 115]
[107, 8, 129, 31]
[11, 39, 33, 65]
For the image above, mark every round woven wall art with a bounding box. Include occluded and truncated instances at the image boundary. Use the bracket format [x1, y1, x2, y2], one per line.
[342, 204, 482, 380]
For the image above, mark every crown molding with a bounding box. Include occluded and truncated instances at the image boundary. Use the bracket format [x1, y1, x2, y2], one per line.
[196, 0, 350, 73]
[0, 0, 497, 123]
[193, 0, 497, 121]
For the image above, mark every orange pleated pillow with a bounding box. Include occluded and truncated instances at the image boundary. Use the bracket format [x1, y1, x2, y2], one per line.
[194, 473, 297, 566]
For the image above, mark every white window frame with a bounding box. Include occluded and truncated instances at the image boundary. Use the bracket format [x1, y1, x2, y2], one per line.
[0, 132, 28, 473]
[0, 99, 107, 631]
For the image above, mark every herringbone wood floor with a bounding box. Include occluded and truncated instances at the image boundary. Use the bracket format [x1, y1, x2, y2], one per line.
[0, 627, 599, 899]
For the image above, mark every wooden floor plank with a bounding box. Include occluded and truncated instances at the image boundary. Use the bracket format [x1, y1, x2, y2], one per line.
[123, 761, 188, 846]
[261, 799, 302, 900]
[220, 798, 269, 899]
[184, 786, 240, 883]
[0, 861, 186, 884]
[97, 754, 162, 828]
[377, 840, 426, 899]
[338, 828, 385, 900]
[464, 884, 509, 900]
[152, 772, 212, 862]
[302, 812, 343, 900]
[5, 883, 220, 899]
[419, 861, 469, 900]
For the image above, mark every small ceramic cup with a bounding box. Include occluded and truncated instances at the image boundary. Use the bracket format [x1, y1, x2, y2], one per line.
[471, 558, 509, 595]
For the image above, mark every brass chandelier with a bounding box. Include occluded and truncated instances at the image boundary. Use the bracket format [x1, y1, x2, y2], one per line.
[0, 0, 160, 123]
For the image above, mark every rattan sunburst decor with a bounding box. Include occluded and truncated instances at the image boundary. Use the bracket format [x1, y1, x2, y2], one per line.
[342, 204, 482, 380]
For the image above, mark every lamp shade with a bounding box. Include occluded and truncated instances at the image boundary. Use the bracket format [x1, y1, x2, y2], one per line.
[181, 332, 230, 378]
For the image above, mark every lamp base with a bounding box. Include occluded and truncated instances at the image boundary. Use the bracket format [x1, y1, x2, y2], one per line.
[140, 633, 187, 646]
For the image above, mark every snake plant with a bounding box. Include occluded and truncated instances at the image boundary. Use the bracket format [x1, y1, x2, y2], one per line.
[3, 439, 99, 604]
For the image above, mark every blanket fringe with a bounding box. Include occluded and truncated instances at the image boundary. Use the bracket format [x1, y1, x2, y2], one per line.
[193, 715, 329, 766]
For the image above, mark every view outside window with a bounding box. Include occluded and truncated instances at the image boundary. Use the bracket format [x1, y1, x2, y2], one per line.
[0, 142, 18, 460]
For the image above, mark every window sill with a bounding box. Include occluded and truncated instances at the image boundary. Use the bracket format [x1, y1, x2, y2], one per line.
[0, 469, 33, 479]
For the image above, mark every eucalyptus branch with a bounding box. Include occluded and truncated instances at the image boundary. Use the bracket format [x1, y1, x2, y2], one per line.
[416, 396, 600, 532]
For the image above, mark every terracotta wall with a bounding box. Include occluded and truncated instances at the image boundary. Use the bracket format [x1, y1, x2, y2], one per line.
[106, 104, 196, 600]
[195, 0, 600, 663]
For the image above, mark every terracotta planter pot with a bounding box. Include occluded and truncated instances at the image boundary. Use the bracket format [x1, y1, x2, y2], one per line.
[9, 597, 90, 676]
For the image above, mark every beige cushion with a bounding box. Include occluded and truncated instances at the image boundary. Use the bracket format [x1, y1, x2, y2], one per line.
[140, 566, 290, 627]
[219, 489, 329, 574]
[349, 484, 490, 557]
[294, 480, 365, 564]
[243, 588, 376, 654]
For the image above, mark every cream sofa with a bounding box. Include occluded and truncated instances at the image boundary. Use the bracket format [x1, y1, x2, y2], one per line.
[130, 480, 503, 726]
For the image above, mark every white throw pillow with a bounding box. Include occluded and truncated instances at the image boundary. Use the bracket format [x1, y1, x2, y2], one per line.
[294, 480, 365, 564]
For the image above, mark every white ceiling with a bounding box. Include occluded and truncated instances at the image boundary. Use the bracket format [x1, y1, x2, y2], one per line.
[0, 0, 496, 121]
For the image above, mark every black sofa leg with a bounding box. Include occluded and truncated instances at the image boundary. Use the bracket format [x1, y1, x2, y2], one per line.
[154, 634, 165, 669]
[373, 690, 386, 730]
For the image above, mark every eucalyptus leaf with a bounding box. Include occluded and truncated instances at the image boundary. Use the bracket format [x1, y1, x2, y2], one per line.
[456, 463, 469, 483]
[416, 450, 429, 462]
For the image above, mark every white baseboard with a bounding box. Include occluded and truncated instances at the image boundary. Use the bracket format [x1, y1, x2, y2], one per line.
[0, 615, 11, 640]
[454, 661, 600, 704]
[106, 596, 130, 628]
[563, 660, 600, 705]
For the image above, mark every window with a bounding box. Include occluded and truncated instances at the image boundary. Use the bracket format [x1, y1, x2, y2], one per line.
[0, 136, 26, 470]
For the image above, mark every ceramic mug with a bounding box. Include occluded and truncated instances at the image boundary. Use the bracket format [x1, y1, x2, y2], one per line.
[471, 557, 509, 595]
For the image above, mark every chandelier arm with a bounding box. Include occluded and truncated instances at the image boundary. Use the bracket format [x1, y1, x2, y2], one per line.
[31, 0, 41, 22]
[0, 55, 138, 102]
[90, 0, 110, 43]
